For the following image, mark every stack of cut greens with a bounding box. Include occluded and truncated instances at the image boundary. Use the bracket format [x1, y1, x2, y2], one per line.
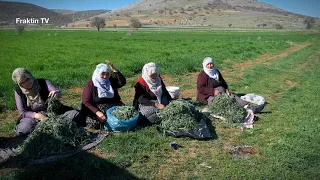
[208, 94, 247, 123]
[158, 100, 203, 132]
[19, 99, 92, 159]
[111, 106, 138, 120]
[46, 98, 65, 117]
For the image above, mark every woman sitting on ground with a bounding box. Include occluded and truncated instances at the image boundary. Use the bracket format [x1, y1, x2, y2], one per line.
[12, 68, 79, 136]
[197, 57, 265, 113]
[133, 62, 173, 124]
[77, 60, 126, 128]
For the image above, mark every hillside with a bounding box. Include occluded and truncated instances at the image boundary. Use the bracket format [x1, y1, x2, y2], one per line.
[63, 10, 111, 22]
[0, 0, 318, 29]
[0, 1, 72, 26]
[52, 9, 75, 15]
[91, 0, 318, 29]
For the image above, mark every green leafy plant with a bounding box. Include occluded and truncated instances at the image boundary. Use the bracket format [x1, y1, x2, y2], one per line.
[111, 106, 138, 120]
[18, 99, 92, 159]
[208, 94, 246, 123]
[158, 100, 202, 132]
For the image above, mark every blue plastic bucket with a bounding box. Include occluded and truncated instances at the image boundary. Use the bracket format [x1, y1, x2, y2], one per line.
[104, 106, 139, 132]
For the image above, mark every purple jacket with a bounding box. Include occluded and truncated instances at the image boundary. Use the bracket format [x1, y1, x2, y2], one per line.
[15, 79, 61, 119]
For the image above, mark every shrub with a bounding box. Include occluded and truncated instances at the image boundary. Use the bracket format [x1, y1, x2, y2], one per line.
[90, 17, 106, 32]
[129, 18, 142, 29]
[304, 17, 315, 29]
[16, 24, 25, 35]
[275, 23, 283, 29]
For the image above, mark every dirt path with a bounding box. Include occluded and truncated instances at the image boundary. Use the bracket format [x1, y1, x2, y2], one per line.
[220, 42, 311, 82]
[177, 42, 311, 99]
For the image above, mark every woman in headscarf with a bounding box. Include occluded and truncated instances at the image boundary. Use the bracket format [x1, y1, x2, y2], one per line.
[197, 57, 265, 113]
[133, 62, 172, 124]
[12, 68, 79, 136]
[77, 60, 126, 128]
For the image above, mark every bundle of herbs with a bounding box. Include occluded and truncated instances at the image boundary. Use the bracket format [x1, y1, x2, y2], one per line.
[158, 100, 203, 132]
[208, 94, 247, 124]
[111, 106, 138, 120]
[46, 98, 72, 117]
[18, 99, 92, 159]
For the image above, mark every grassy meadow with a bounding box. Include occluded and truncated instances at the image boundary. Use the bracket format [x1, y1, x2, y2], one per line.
[0, 30, 312, 109]
[0, 29, 320, 179]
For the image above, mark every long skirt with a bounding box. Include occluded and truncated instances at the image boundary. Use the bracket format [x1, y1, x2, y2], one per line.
[138, 96, 169, 124]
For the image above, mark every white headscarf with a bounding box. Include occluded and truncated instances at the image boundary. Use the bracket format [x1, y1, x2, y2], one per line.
[203, 57, 220, 81]
[142, 62, 162, 104]
[12, 68, 45, 106]
[92, 63, 114, 98]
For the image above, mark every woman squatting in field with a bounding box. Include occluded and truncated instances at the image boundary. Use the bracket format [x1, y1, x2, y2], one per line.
[12, 68, 79, 136]
[76, 60, 126, 129]
[133, 62, 173, 125]
[197, 57, 265, 113]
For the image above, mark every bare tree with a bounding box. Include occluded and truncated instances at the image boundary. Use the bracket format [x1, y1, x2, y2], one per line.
[129, 18, 142, 29]
[90, 17, 106, 32]
[15, 24, 25, 35]
[304, 17, 315, 29]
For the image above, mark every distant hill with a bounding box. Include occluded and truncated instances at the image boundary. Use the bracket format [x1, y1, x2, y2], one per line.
[113, 0, 305, 18]
[1, 0, 318, 29]
[52, 9, 76, 15]
[93, 0, 318, 29]
[63, 10, 111, 21]
[0, 1, 72, 26]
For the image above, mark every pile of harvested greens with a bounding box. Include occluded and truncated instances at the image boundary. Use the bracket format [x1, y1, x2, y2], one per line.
[46, 98, 65, 117]
[18, 99, 92, 159]
[158, 100, 203, 132]
[208, 94, 247, 123]
[111, 106, 138, 120]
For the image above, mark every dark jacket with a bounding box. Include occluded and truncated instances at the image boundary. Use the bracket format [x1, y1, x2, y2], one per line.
[197, 70, 228, 104]
[133, 76, 172, 110]
[81, 71, 126, 118]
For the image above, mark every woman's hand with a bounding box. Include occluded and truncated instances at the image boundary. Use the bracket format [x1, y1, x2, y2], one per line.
[106, 60, 118, 72]
[35, 113, 48, 121]
[96, 111, 107, 122]
[226, 89, 231, 96]
[155, 103, 165, 110]
[48, 90, 59, 99]
[214, 89, 221, 96]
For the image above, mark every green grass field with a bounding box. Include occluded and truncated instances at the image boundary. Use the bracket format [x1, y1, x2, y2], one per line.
[0, 29, 319, 179]
[0, 30, 313, 109]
